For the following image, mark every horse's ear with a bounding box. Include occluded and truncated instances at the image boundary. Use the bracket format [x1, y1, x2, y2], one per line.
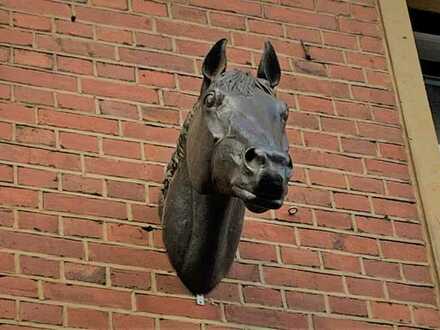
[202, 38, 228, 86]
[257, 41, 281, 88]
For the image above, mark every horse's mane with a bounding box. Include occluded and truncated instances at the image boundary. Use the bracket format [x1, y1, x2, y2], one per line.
[160, 70, 273, 205]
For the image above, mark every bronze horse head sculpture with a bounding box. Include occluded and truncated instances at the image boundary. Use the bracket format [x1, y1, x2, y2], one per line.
[159, 39, 293, 294]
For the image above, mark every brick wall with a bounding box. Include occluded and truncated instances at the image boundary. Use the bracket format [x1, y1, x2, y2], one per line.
[0, 0, 439, 329]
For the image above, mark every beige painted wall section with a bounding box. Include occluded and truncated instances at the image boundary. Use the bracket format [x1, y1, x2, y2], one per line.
[379, 0, 440, 281]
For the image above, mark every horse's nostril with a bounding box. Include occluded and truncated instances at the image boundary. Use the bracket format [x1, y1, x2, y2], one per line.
[244, 147, 267, 167]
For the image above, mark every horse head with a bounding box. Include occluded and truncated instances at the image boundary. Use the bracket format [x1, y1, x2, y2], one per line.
[186, 39, 293, 213]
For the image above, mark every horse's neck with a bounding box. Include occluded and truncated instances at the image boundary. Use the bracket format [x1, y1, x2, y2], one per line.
[162, 157, 245, 292]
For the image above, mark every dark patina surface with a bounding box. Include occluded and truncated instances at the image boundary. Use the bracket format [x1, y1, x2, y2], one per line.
[159, 39, 293, 294]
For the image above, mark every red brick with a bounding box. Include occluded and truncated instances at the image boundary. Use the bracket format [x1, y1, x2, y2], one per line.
[92, 0, 127, 10]
[378, 143, 406, 162]
[239, 241, 277, 262]
[0, 186, 38, 208]
[328, 296, 367, 316]
[44, 282, 131, 309]
[367, 70, 393, 89]
[0, 84, 11, 100]
[63, 217, 103, 239]
[347, 51, 387, 70]
[0, 276, 38, 298]
[264, 5, 336, 30]
[0, 27, 32, 46]
[248, 18, 282, 36]
[225, 304, 307, 329]
[371, 301, 411, 323]
[349, 175, 384, 194]
[112, 313, 155, 329]
[59, 131, 99, 153]
[298, 95, 334, 115]
[12, 12, 51, 31]
[323, 252, 361, 273]
[339, 17, 380, 37]
[0, 121, 12, 140]
[38, 34, 116, 59]
[15, 86, 54, 106]
[103, 139, 141, 159]
[308, 46, 345, 64]
[361, 36, 384, 54]
[137, 294, 221, 320]
[64, 262, 106, 284]
[0, 65, 76, 91]
[142, 106, 180, 125]
[39, 108, 119, 135]
[243, 286, 282, 307]
[55, 19, 93, 38]
[387, 282, 436, 305]
[0, 164, 13, 183]
[122, 121, 179, 145]
[110, 268, 150, 290]
[309, 169, 346, 188]
[44, 192, 127, 219]
[97, 62, 135, 81]
[139, 69, 175, 88]
[99, 100, 139, 119]
[5, 0, 70, 16]
[57, 56, 93, 75]
[18, 167, 57, 189]
[88, 242, 171, 270]
[373, 198, 418, 219]
[227, 262, 260, 282]
[286, 26, 321, 43]
[382, 241, 427, 262]
[313, 316, 392, 330]
[17, 125, 56, 147]
[363, 259, 400, 280]
[20, 255, 59, 279]
[0, 143, 80, 170]
[21, 302, 62, 325]
[96, 26, 133, 45]
[107, 223, 149, 245]
[281, 246, 320, 267]
[264, 266, 344, 293]
[287, 185, 332, 207]
[366, 159, 409, 180]
[346, 276, 384, 298]
[286, 291, 325, 312]
[82, 78, 158, 104]
[68, 307, 109, 330]
[14, 49, 53, 69]
[0, 250, 14, 273]
[62, 174, 103, 196]
[334, 192, 370, 212]
[17, 211, 58, 234]
[189, 0, 261, 16]
[131, 204, 160, 224]
[85, 156, 164, 183]
[356, 215, 393, 236]
[0, 102, 35, 124]
[242, 220, 295, 244]
[172, 4, 207, 24]
[119, 47, 194, 74]
[335, 100, 372, 120]
[315, 210, 352, 230]
[212, 12, 246, 30]
[394, 221, 423, 240]
[403, 264, 432, 284]
[132, 0, 168, 16]
[317, 0, 350, 15]
[414, 307, 440, 328]
[0, 298, 15, 320]
[324, 31, 358, 49]
[352, 4, 378, 21]
[0, 208, 14, 228]
[57, 93, 95, 113]
[135, 32, 173, 51]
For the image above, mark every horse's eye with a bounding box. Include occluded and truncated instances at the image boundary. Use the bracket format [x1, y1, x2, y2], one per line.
[205, 92, 216, 108]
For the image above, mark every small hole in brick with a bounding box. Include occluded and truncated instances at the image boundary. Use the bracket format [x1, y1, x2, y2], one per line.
[288, 207, 298, 215]
[142, 225, 155, 232]
[71, 15, 76, 22]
